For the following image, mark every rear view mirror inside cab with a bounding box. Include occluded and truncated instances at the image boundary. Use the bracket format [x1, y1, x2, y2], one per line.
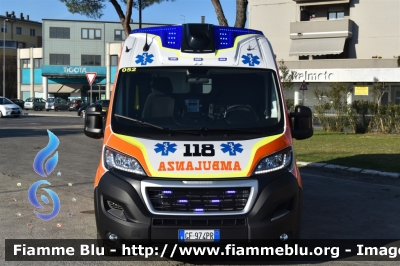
[187, 74, 209, 84]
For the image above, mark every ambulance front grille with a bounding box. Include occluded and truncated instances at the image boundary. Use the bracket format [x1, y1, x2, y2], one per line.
[147, 187, 251, 213]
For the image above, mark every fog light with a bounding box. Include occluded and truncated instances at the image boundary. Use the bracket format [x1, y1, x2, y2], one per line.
[280, 233, 288, 241]
[108, 233, 118, 242]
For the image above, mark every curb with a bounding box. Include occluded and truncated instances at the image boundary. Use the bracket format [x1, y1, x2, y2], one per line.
[22, 112, 79, 118]
[296, 161, 400, 178]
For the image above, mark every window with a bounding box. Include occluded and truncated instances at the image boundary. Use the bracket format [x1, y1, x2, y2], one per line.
[50, 27, 70, 39]
[49, 54, 70, 65]
[328, 11, 344, 20]
[34, 59, 43, 68]
[1, 25, 6, 33]
[30, 29, 35, 36]
[21, 59, 30, 68]
[81, 55, 101, 66]
[112, 67, 283, 139]
[81, 28, 101, 40]
[114, 29, 125, 41]
[0, 40, 17, 48]
[110, 55, 118, 66]
[16, 27, 21, 35]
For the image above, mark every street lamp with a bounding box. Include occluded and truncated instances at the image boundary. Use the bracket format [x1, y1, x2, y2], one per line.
[3, 19, 8, 97]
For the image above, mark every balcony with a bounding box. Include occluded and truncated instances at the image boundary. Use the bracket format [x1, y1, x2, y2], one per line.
[292, 0, 350, 5]
[290, 19, 353, 40]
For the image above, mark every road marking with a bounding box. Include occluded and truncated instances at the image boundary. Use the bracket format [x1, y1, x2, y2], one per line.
[302, 172, 400, 189]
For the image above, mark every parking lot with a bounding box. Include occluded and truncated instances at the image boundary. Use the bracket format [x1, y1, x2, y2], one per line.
[1, 115, 400, 265]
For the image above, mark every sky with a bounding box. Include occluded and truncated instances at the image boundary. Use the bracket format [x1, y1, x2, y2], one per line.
[1, 0, 242, 26]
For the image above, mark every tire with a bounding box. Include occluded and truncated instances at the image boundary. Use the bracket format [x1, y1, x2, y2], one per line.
[81, 110, 86, 118]
[34, 106, 38, 111]
[55, 107, 59, 111]
[46, 109, 49, 111]
[0, 111, 3, 118]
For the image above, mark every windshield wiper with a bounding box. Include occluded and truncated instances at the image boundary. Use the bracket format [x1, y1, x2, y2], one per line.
[114, 114, 166, 130]
[200, 128, 265, 134]
[114, 114, 200, 135]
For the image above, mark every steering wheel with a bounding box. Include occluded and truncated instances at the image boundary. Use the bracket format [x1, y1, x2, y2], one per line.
[226, 105, 254, 113]
[225, 105, 259, 124]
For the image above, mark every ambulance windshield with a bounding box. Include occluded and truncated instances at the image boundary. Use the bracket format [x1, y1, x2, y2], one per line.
[111, 67, 284, 140]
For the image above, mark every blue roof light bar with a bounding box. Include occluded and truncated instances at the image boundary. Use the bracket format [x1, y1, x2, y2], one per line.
[213, 26, 264, 50]
[131, 24, 264, 51]
[131, 25, 183, 50]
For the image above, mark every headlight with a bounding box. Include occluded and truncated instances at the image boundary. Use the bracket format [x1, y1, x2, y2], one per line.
[5, 107, 11, 111]
[254, 147, 292, 174]
[103, 146, 146, 175]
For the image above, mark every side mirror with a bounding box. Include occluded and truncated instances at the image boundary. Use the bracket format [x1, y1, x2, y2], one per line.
[290, 105, 313, 140]
[84, 104, 105, 139]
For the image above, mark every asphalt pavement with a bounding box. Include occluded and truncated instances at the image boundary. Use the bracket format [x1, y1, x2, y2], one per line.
[1, 115, 400, 265]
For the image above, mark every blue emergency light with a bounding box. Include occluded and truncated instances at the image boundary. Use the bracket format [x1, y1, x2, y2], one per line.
[131, 24, 263, 51]
[131, 26, 183, 50]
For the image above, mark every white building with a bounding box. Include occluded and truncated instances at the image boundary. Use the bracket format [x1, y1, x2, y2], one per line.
[248, 0, 400, 106]
[17, 19, 166, 102]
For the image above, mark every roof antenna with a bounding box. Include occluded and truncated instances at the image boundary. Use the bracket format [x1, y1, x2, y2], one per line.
[143, 33, 149, 52]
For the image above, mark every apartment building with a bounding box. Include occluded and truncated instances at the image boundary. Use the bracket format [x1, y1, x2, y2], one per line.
[17, 19, 166, 102]
[1, 11, 42, 56]
[248, 0, 400, 106]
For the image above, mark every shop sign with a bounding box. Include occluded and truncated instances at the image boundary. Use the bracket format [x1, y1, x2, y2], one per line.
[354, 86, 369, 95]
[63, 67, 87, 74]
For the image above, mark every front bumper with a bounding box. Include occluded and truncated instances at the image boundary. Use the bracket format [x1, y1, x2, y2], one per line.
[95, 169, 302, 244]
[3, 109, 21, 116]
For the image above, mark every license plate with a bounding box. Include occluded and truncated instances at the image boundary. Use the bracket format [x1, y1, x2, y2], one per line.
[178, 229, 220, 242]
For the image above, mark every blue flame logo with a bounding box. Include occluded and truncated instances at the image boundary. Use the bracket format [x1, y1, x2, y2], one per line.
[29, 130, 61, 220]
[33, 130, 59, 177]
[28, 180, 60, 220]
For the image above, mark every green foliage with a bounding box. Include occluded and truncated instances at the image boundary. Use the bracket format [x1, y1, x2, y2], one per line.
[347, 101, 374, 133]
[59, 0, 106, 19]
[278, 59, 298, 92]
[59, 0, 173, 19]
[371, 82, 389, 106]
[285, 99, 294, 113]
[313, 83, 352, 132]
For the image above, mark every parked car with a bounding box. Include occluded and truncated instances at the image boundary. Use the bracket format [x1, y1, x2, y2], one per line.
[68, 99, 87, 111]
[0, 97, 22, 118]
[78, 100, 109, 118]
[9, 99, 25, 109]
[24, 98, 46, 111]
[45, 97, 69, 111]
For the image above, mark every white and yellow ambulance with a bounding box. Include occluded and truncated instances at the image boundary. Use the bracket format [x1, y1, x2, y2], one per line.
[84, 23, 313, 249]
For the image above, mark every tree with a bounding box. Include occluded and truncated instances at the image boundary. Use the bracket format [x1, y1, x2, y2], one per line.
[278, 60, 298, 92]
[0, 56, 17, 98]
[371, 82, 389, 107]
[59, 0, 174, 36]
[211, 0, 248, 28]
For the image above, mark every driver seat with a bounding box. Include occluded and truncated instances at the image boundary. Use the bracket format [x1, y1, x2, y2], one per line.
[142, 77, 175, 118]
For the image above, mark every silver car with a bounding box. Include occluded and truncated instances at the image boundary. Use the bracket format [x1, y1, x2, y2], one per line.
[24, 98, 46, 111]
[46, 98, 69, 111]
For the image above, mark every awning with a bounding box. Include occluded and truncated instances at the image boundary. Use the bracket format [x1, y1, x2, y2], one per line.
[295, 0, 350, 6]
[289, 37, 346, 56]
[48, 84, 83, 93]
